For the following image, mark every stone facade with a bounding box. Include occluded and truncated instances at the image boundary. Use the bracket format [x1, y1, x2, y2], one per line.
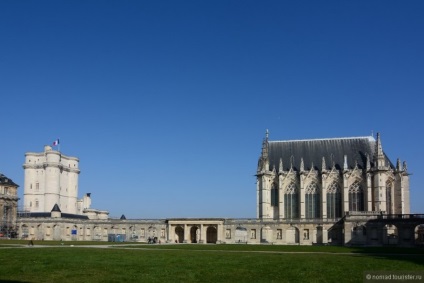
[15, 133, 423, 246]
[22, 145, 108, 219]
[23, 145, 81, 214]
[0, 173, 19, 237]
[256, 132, 410, 220]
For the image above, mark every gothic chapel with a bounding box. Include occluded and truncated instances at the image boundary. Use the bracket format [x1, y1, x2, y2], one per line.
[256, 131, 410, 221]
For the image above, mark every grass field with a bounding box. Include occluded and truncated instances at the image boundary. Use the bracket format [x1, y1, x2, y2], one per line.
[1, 240, 423, 283]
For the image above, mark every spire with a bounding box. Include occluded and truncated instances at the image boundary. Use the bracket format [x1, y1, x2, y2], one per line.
[261, 130, 269, 159]
[403, 161, 408, 172]
[258, 130, 270, 172]
[374, 132, 385, 168]
[366, 153, 371, 170]
[343, 155, 348, 170]
[279, 158, 283, 173]
[321, 157, 326, 171]
[300, 157, 304, 171]
[376, 132, 383, 156]
[396, 158, 402, 171]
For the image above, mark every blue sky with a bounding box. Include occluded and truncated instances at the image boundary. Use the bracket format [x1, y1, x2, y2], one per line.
[1, 1, 423, 218]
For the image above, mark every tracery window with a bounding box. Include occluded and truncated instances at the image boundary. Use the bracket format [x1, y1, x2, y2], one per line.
[327, 182, 341, 218]
[386, 181, 392, 214]
[271, 183, 279, 206]
[348, 181, 364, 211]
[284, 182, 299, 219]
[305, 182, 320, 219]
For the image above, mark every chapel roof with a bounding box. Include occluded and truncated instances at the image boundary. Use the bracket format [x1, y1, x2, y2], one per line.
[267, 136, 393, 172]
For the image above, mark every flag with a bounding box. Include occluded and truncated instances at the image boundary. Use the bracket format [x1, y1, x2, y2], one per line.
[52, 139, 60, 146]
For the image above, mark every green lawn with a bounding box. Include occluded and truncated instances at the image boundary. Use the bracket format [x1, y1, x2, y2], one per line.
[0, 241, 423, 283]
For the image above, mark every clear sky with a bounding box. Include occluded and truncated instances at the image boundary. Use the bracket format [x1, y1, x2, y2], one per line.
[1, 1, 423, 218]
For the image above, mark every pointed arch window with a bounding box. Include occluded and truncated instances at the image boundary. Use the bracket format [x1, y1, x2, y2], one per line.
[386, 181, 392, 214]
[348, 181, 364, 211]
[271, 183, 279, 207]
[284, 182, 299, 219]
[327, 182, 341, 218]
[305, 182, 320, 219]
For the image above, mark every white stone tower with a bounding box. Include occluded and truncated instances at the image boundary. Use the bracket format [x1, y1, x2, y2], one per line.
[23, 145, 80, 214]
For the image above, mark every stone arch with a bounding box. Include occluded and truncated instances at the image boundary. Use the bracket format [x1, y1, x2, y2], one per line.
[285, 226, 299, 244]
[414, 224, 424, 246]
[175, 226, 184, 243]
[190, 226, 199, 243]
[206, 226, 217, 243]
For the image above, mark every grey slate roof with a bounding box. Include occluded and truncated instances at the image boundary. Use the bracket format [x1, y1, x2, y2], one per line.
[18, 212, 89, 219]
[267, 136, 392, 172]
[51, 204, 62, 212]
[0, 173, 19, 187]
